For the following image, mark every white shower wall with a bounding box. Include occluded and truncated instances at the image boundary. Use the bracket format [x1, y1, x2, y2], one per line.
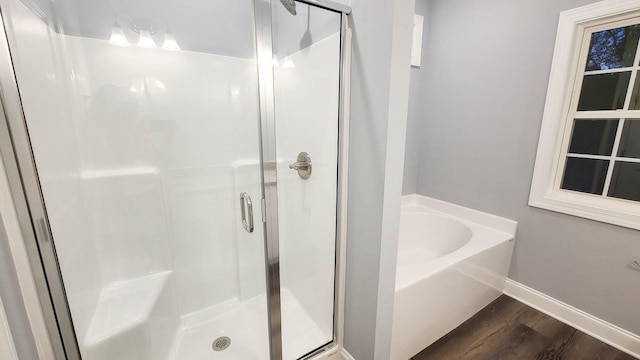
[65, 38, 263, 316]
[68, 41, 266, 314]
[2, 0, 266, 354]
[275, 32, 341, 347]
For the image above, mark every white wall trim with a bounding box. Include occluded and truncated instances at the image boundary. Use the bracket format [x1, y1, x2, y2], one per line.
[504, 279, 640, 359]
[340, 348, 355, 360]
[528, 0, 640, 230]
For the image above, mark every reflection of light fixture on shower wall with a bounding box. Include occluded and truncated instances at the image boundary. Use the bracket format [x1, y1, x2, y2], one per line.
[162, 31, 180, 51]
[108, 23, 129, 46]
[282, 56, 295, 68]
[137, 29, 156, 48]
[109, 14, 180, 51]
[272, 52, 295, 68]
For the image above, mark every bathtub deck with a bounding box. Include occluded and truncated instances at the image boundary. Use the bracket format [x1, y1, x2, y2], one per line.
[412, 295, 636, 360]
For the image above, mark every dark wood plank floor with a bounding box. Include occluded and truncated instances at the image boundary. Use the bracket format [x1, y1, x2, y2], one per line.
[412, 295, 637, 360]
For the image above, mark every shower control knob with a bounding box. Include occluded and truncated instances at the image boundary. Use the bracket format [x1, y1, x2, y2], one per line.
[289, 152, 312, 180]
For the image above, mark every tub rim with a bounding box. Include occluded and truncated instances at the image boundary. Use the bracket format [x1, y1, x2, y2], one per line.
[395, 195, 517, 291]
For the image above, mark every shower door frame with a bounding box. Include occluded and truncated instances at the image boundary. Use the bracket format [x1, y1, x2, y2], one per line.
[0, 9, 78, 359]
[0, 0, 351, 359]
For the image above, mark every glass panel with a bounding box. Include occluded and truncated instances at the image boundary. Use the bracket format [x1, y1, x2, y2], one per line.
[585, 24, 640, 71]
[577, 72, 631, 111]
[561, 158, 609, 195]
[1, 0, 270, 359]
[608, 162, 640, 202]
[272, 2, 341, 359]
[568, 119, 618, 155]
[630, 71, 640, 110]
[617, 119, 640, 158]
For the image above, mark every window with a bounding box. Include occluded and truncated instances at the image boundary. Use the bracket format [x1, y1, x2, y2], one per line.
[530, 0, 640, 230]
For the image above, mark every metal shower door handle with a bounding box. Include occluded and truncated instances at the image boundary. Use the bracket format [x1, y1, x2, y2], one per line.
[240, 192, 254, 233]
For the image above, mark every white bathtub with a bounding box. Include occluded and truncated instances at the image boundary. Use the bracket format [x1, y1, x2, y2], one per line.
[391, 195, 516, 360]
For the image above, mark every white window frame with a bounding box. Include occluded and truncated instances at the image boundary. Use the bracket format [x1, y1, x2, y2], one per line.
[529, 0, 640, 230]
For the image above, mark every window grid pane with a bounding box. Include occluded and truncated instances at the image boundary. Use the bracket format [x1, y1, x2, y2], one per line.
[608, 162, 640, 201]
[568, 119, 618, 155]
[586, 25, 640, 71]
[631, 71, 640, 109]
[617, 119, 640, 157]
[577, 72, 631, 111]
[561, 157, 610, 195]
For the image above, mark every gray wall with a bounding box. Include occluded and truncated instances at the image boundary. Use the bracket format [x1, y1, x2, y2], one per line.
[344, 0, 414, 358]
[407, 0, 640, 335]
[402, 0, 428, 195]
[343, 0, 393, 354]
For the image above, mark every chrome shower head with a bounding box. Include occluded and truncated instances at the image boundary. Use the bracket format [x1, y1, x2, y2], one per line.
[280, 0, 297, 15]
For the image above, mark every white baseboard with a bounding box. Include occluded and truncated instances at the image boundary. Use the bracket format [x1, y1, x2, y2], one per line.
[504, 279, 640, 359]
[340, 348, 355, 360]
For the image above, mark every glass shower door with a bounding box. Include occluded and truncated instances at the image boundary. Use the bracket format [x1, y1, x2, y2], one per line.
[0, 0, 271, 359]
[271, 2, 342, 359]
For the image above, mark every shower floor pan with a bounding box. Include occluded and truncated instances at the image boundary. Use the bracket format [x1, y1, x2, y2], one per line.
[167, 288, 328, 360]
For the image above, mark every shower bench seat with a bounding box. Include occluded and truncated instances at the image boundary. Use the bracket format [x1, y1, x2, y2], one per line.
[83, 270, 177, 360]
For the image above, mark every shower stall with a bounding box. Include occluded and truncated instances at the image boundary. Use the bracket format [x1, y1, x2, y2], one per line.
[0, 0, 350, 359]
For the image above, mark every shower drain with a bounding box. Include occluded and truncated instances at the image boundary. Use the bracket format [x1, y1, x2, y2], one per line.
[212, 336, 231, 351]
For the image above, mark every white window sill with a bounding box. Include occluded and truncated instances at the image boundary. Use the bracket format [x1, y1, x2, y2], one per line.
[529, 190, 640, 230]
